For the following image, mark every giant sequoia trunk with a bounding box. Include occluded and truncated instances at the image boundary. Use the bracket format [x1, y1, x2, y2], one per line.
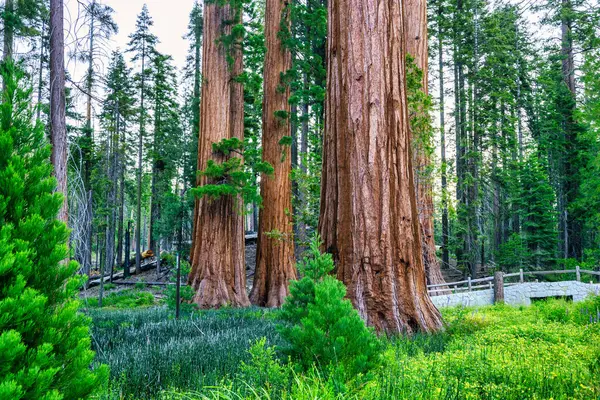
[250, 0, 297, 307]
[405, 0, 445, 286]
[50, 0, 68, 224]
[319, 0, 443, 334]
[189, 1, 249, 308]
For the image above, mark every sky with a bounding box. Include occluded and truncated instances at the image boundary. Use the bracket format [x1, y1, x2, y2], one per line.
[65, 0, 198, 75]
[61, 0, 199, 124]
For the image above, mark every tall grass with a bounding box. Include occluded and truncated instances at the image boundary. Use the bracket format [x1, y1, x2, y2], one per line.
[90, 307, 282, 399]
[91, 298, 600, 399]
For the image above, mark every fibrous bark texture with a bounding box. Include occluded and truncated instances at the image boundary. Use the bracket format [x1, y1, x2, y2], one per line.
[189, 1, 249, 308]
[405, 0, 445, 286]
[250, 0, 297, 307]
[50, 0, 68, 224]
[319, 0, 443, 334]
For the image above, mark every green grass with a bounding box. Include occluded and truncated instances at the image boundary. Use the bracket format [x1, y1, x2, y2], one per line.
[83, 289, 156, 309]
[90, 307, 282, 399]
[92, 298, 600, 399]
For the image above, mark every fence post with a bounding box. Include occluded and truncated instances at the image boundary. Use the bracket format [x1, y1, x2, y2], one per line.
[494, 271, 504, 304]
[175, 253, 181, 319]
[519, 268, 524, 283]
[468, 276, 472, 292]
[576, 266, 581, 282]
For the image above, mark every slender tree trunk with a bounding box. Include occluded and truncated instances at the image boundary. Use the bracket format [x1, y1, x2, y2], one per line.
[189, 12, 203, 250]
[319, 0, 443, 334]
[251, 0, 297, 307]
[405, 0, 445, 286]
[560, 0, 581, 259]
[149, 80, 161, 255]
[492, 121, 501, 256]
[116, 128, 125, 268]
[150, 158, 157, 252]
[136, 45, 146, 274]
[81, 3, 95, 280]
[3, 0, 14, 66]
[124, 221, 131, 278]
[297, 73, 310, 246]
[86, 1, 95, 127]
[470, 8, 481, 276]
[438, 3, 449, 273]
[189, 1, 249, 308]
[50, 0, 68, 224]
[105, 123, 117, 282]
[95, 226, 99, 270]
[36, 19, 46, 122]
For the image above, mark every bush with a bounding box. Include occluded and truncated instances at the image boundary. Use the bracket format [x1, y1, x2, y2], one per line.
[0, 64, 107, 399]
[83, 289, 155, 309]
[160, 252, 176, 268]
[238, 338, 290, 396]
[277, 236, 381, 380]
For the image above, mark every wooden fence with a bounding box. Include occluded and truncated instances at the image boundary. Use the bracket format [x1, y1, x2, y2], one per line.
[428, 266, 600, 297]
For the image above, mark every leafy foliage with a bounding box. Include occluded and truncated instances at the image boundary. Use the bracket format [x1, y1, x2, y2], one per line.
[277, 236, 381, 380]
[0, 64, 107, 399]
[192, 138, 274, 208]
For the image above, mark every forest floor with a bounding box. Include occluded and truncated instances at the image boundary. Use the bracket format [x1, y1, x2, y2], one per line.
[88, 295, 600, 400]
[82, 242, 259, 302]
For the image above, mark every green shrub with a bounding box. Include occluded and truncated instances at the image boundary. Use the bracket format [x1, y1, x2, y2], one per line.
[536, 295, 600, 325]
[238, 338, 290, 396]
[84, 289, 155, 309]
[0, 63, 108, 399]
[161, 252, 176, 268]
[165, 259, 196, 313]
[277, 236, 381, 380]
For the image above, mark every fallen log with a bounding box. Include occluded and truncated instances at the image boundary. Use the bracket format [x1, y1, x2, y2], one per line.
[85, 258, 158, 289]
[111, 280, 187, 287]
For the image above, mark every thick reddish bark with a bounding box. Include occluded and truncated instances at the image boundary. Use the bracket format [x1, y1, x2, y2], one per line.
[250, 0, 297, 307]
[319, 0, 443, 334]
[50, 0, 68, 224]
[188, 1, 249, 308]
[405, 0, 445, 286]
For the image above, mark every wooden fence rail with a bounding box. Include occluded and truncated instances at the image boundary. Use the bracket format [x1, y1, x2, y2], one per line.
[428, 266, 600, 298]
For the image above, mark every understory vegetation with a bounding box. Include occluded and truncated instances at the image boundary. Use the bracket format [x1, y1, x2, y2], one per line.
[92, 296, 600, 400]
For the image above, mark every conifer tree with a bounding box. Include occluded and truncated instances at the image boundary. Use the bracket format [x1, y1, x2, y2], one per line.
[182, 1, 203, 189]
[74, 0, 118, 279]
[0, 63, 108, 400]
[149, 51, 182, 268]
[287, 0, 327, 241]
[127, 5, 157, 274]
[96, 51, 135, 287]
[1, 0, 45, 63]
